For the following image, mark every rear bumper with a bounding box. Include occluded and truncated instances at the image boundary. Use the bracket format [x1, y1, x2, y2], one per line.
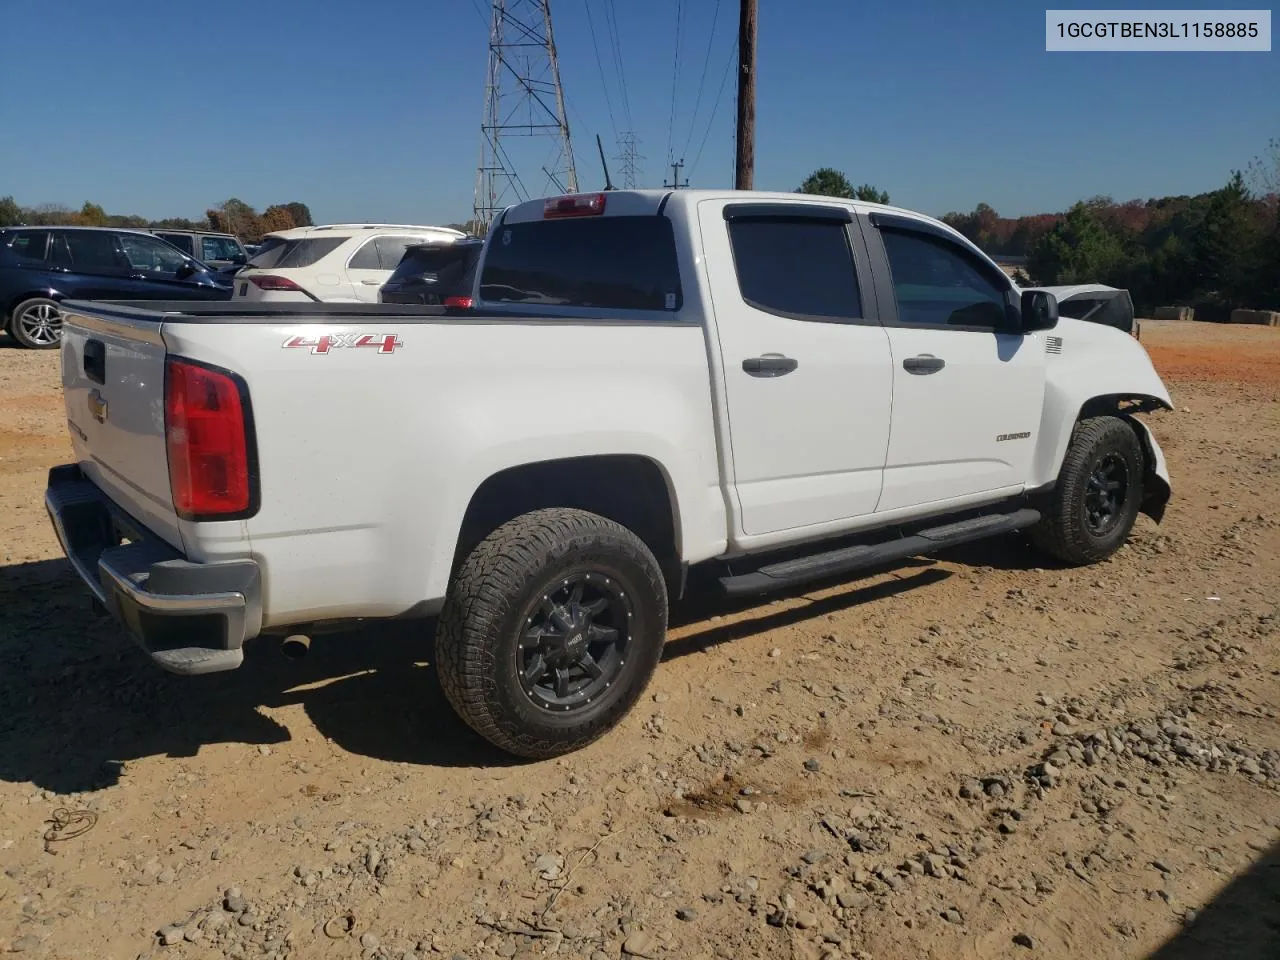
[44, 463, 261, 675]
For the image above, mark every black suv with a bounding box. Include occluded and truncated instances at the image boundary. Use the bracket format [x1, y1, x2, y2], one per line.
[0, 227, 232, 348]
[379, 238, 482, 307]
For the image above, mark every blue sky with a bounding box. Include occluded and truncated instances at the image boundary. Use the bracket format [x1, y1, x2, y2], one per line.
[0, 0, 1274, 225]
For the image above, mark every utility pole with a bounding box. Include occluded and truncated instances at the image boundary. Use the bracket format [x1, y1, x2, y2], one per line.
[663, 157, 689, 190]
[734, 0, 757, 191]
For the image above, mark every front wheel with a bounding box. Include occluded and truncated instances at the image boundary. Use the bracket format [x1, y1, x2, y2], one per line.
[1028, 415, 1146, 566]
[9, 297, 64, 349]
[435, 507, 668, 759]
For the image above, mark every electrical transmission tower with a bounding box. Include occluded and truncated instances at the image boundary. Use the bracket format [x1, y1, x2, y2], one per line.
[474, 0, 578, 231]
[615, 132, 642, 189]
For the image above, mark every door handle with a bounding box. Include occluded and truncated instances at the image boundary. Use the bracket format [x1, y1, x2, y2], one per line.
[83, 339, 106, 384]
[742, 354, 798, 377]
[360, 279, 382, 285]
[902, 354, 945, 374]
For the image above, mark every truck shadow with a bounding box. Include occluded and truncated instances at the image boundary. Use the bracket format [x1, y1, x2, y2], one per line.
[1144, 838, 1280, 960]
[0, 550, 968, 789]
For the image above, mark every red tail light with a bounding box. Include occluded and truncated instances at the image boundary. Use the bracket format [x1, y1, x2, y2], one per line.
[165, 357, 257, 520]
[543, 193, 607, 218]
[444, 296, 473, 308]
[248, 275, 303, 291]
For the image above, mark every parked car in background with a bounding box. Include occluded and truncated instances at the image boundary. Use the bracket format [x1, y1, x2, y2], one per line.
[0, 226, 232, 348]
[148, 229, 249, 272]
[379, 236, 482, 307]
[233, 223, 467, 303]
[1024, 283, 1134, 335]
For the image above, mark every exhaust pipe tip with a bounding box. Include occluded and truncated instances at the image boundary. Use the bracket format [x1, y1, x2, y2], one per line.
[281, 634, 312, 659]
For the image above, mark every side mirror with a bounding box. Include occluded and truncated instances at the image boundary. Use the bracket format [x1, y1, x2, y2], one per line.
[176, 261, 197, 279]
[1021, 290, 1058, 332]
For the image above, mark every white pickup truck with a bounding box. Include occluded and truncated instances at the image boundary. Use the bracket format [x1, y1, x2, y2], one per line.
[45, 189, 1173, 759]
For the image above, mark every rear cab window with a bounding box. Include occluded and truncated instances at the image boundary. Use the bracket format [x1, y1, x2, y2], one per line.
[479, 215, 683, 313]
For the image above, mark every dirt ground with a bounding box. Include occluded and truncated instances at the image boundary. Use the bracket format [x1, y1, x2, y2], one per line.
[1, 319, 1277, 960]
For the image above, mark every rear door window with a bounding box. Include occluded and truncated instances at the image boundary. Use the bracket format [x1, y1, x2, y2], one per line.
[51, 231, 128, 275]
[479, 216, 683, 312]
[5, 230, 51, 264]
[727, 217, 862, 321]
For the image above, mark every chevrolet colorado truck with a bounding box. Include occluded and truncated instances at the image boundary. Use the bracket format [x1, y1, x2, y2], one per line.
[44, 189, 1173, 759]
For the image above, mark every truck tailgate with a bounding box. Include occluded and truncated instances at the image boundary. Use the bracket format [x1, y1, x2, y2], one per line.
[60, 304, 184, 550]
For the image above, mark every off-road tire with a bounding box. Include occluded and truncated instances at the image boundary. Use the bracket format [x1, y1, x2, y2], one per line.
[1028, 415, 1145, 566]
[435, 507, 668, 759]
[9, 297, 63, 349]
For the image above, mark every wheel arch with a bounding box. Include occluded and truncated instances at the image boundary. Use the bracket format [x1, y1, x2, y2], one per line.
[1029, 391, 1173, 522]
[450, 453, 685, 599]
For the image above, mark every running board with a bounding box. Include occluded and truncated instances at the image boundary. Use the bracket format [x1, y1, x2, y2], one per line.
[718, 508, 1041, 598]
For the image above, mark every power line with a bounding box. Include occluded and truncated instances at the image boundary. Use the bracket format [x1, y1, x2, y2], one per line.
[689, 35, 737, 181]
[583, 0, 619, 142]
[666, 0, 685, 164]
[680, 0, 722, 161]
[602, 0, 633, 130]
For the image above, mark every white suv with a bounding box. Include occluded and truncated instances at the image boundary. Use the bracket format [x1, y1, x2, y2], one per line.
[233, 223, 468, 303]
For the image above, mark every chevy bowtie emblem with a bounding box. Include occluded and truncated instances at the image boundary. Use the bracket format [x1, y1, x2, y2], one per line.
[88, 389, 108, 424]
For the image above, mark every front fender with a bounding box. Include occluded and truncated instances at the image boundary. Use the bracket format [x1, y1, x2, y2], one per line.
[1027, 319, 1174, 493]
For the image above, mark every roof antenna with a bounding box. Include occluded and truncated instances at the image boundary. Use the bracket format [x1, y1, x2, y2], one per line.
[596, 134, 616, 191]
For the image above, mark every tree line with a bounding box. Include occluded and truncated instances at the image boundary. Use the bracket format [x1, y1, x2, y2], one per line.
[798, 140, 1279, 319]
[0, 196, 313, 242]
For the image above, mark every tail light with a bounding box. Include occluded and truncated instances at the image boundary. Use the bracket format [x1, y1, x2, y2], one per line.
[444, 296, 473, 308]
[543, 193, 607, 218]
[165, 357, 257, 520]
[248, 275, 303, 291]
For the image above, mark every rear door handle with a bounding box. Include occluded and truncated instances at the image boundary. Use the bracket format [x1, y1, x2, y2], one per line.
[360, 279, 382, 285]
[902, 354, 945, 374]
[742, 354, 798, 377]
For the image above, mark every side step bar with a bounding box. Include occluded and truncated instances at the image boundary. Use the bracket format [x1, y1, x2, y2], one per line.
[718, 508, 1041, 598]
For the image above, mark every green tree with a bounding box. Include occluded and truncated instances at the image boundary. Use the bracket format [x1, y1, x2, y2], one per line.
[1193, 171, 1258, 303]
[852, 183, 890, 204]
[1027, 202, 1126, 285]
[0, 195, 22, 226]
[283, 202, 313, 227]
[78, 202, 108, 226]
[797, 167, 855, 197]
[796, 168, 889, 204]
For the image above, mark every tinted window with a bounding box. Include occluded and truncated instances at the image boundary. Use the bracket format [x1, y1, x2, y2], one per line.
[727, 218, 861, 320]
[880, 228, 1010, 329]
[479, 216, 682, 311]
[5, 230, 51, 263]
[387, 243, 480, 295]
[52, 231, 126, 273]
[348, 238, 381, 270]
[375, 236, 418, 270]
[201, 236, 243, 261]
[248, 237, 345, 269]
[157, 232, 195, 255]
[119, 233, 188, 274]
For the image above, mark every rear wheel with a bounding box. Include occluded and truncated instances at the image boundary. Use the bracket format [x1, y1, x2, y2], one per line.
[9, 297, 63, 349]
[1029, 416, 1145, 566]
[435, 507, 668, 759]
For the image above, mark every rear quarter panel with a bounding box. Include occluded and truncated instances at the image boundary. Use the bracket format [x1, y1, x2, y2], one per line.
[162, 317, 727, 628]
